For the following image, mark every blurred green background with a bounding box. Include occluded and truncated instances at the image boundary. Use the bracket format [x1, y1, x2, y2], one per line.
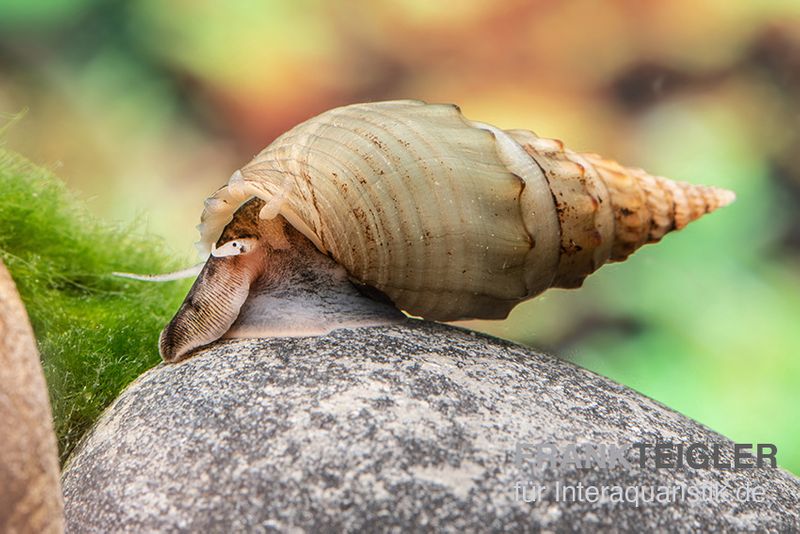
[1, 1, 798, 473]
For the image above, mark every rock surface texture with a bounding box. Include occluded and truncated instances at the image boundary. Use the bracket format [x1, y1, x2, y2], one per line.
[62, 320, 799, 532]
[0, 260, 64, 534]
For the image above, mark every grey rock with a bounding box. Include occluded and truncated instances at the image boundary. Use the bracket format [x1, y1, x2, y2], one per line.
[62, 320, 800, 533]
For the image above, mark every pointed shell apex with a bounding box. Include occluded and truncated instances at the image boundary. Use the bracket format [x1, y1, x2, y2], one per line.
[716, 188, 736, 207]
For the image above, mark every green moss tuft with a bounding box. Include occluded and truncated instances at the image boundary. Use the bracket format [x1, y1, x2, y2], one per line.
[0, 148, 191, 463]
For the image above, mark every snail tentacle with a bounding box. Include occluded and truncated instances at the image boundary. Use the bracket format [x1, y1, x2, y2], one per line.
[112, 263, 204, 282]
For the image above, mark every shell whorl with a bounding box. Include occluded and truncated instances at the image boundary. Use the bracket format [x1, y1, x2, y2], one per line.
[197, 100, 734, 321]
[505, 130, 735, 289]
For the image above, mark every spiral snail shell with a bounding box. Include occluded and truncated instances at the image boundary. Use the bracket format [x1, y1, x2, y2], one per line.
[160, 100, 734, 361]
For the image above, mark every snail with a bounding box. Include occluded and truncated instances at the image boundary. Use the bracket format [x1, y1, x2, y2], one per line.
[151, 100, 735, 362]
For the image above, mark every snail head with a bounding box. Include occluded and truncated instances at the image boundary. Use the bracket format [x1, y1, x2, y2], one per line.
[159, 199, 289, 362]
[158, 198, 403, 363]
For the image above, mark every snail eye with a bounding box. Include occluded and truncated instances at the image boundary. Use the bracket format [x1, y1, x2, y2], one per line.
[211, 238, 255, 258]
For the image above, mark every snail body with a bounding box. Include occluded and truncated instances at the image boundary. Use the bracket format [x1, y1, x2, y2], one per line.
[159, 200, 404, 361]
[161, 100, 734, 361]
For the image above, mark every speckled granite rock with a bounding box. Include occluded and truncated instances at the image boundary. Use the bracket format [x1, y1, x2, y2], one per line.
[62, 320, 800, 532]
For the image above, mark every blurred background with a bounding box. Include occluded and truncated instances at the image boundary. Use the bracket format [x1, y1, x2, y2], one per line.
[1, 0, 798, 473]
